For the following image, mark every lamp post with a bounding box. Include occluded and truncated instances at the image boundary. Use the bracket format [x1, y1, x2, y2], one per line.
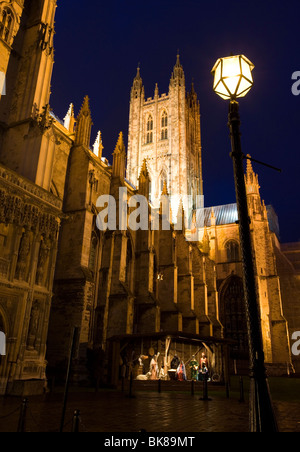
[211, 55, 278, 432]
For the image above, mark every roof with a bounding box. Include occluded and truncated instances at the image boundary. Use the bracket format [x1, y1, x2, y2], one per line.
[50, 111, 65, 126]
[195, 203, 280, 238]
[108, 331, 236, 345]
[195, 203, 239, 228]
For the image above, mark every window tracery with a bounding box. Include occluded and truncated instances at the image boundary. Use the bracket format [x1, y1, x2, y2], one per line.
[0, 7, 14, 44]
[146, 115, 153, 144]
[161, 111, 168, 140]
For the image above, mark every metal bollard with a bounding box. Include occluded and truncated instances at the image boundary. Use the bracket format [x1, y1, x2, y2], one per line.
[200, 376, 212, 401]
[71, 410, 80, 433]
[17, 398, 28, 433]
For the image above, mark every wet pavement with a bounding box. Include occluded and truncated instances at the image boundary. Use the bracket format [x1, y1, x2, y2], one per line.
[0, 381, 299, 433]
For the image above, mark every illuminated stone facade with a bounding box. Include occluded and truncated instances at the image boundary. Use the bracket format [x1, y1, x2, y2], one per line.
[0, 0, 64, 395]
[0, 0, 23, 99]
[0, 0, 298, 395]
[197, 160, 295, 374]
[127, 57, 203, 221]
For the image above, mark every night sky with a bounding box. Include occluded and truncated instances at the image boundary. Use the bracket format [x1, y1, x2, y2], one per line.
[50, 0, 300, 243]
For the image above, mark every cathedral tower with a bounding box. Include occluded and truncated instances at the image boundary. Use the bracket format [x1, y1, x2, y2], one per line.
[127, 55, 203, 224]
[0, 0, 57, 189]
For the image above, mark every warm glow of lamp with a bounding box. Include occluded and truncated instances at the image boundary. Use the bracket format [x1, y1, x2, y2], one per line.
[212, 55, 254, 100]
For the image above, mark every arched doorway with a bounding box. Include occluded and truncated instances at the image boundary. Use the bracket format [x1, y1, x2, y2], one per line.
[220, 275, 249, 372]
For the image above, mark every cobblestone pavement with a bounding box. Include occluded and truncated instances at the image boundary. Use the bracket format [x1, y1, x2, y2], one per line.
[0, 382, 299, 433]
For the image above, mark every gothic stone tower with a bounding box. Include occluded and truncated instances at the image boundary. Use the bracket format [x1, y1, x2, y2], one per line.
[127, 55, 203, 223]
[0, 0, 64, 395]
[0, 0, 56, 189]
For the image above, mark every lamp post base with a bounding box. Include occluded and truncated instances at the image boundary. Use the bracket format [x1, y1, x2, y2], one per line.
[249, 374, 278, 432]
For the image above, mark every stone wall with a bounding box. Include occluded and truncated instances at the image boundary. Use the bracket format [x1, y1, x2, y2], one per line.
[0, 163, 62, 394]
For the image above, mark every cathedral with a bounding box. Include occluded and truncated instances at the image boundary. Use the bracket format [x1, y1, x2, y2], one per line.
[0, 0, 299, 396]
[127, 57, 203, 221]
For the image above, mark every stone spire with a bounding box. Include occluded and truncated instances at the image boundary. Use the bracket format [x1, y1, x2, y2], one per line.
[201, 227, 210, 255]
[75, 96, 93, 147]
[246, 154, 255, 175]
[131, 64, 144, 99]
[187, 82, 199, 109]
[211, 207, 216, 227]
[245, 154, 263, 216]
[176, 199, 186, 234]
[135, 64, 141, 80]
[245, 155, 261, 194]
[162, 180, 169, 196]
[170, 52, 185, 87]
[93, 131, 104, 159]
[112, 132, 126, 181]
[138, 159, 151, 199]
[64, 103, 75, 133]
[160, 180, 172, 222]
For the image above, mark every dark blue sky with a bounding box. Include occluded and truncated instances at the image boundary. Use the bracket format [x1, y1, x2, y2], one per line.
[51, 0, 300, 243]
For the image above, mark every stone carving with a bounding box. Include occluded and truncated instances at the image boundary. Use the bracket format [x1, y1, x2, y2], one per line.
[15, 229, 32, 280]
[0, 164, 62, 209]
[199, 228, 210, 255]
[35, 104, 54, 131]
[36, 237, 51, 286]
[0, 188, 60, 239]
[27, 300, 40, 351]
[38, 23, 54, 56]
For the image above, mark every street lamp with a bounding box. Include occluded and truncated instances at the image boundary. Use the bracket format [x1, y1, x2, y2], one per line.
[212, 54, 254, 100]
[211, 55, 278, 432]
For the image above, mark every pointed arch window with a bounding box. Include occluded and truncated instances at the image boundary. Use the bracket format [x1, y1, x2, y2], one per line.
[220, 276, 248, 357]
[225, 240, 240, 263]
[161, 111, 168, 140]
[0, 7, 14, 44]
[146, 115, 153, 144]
